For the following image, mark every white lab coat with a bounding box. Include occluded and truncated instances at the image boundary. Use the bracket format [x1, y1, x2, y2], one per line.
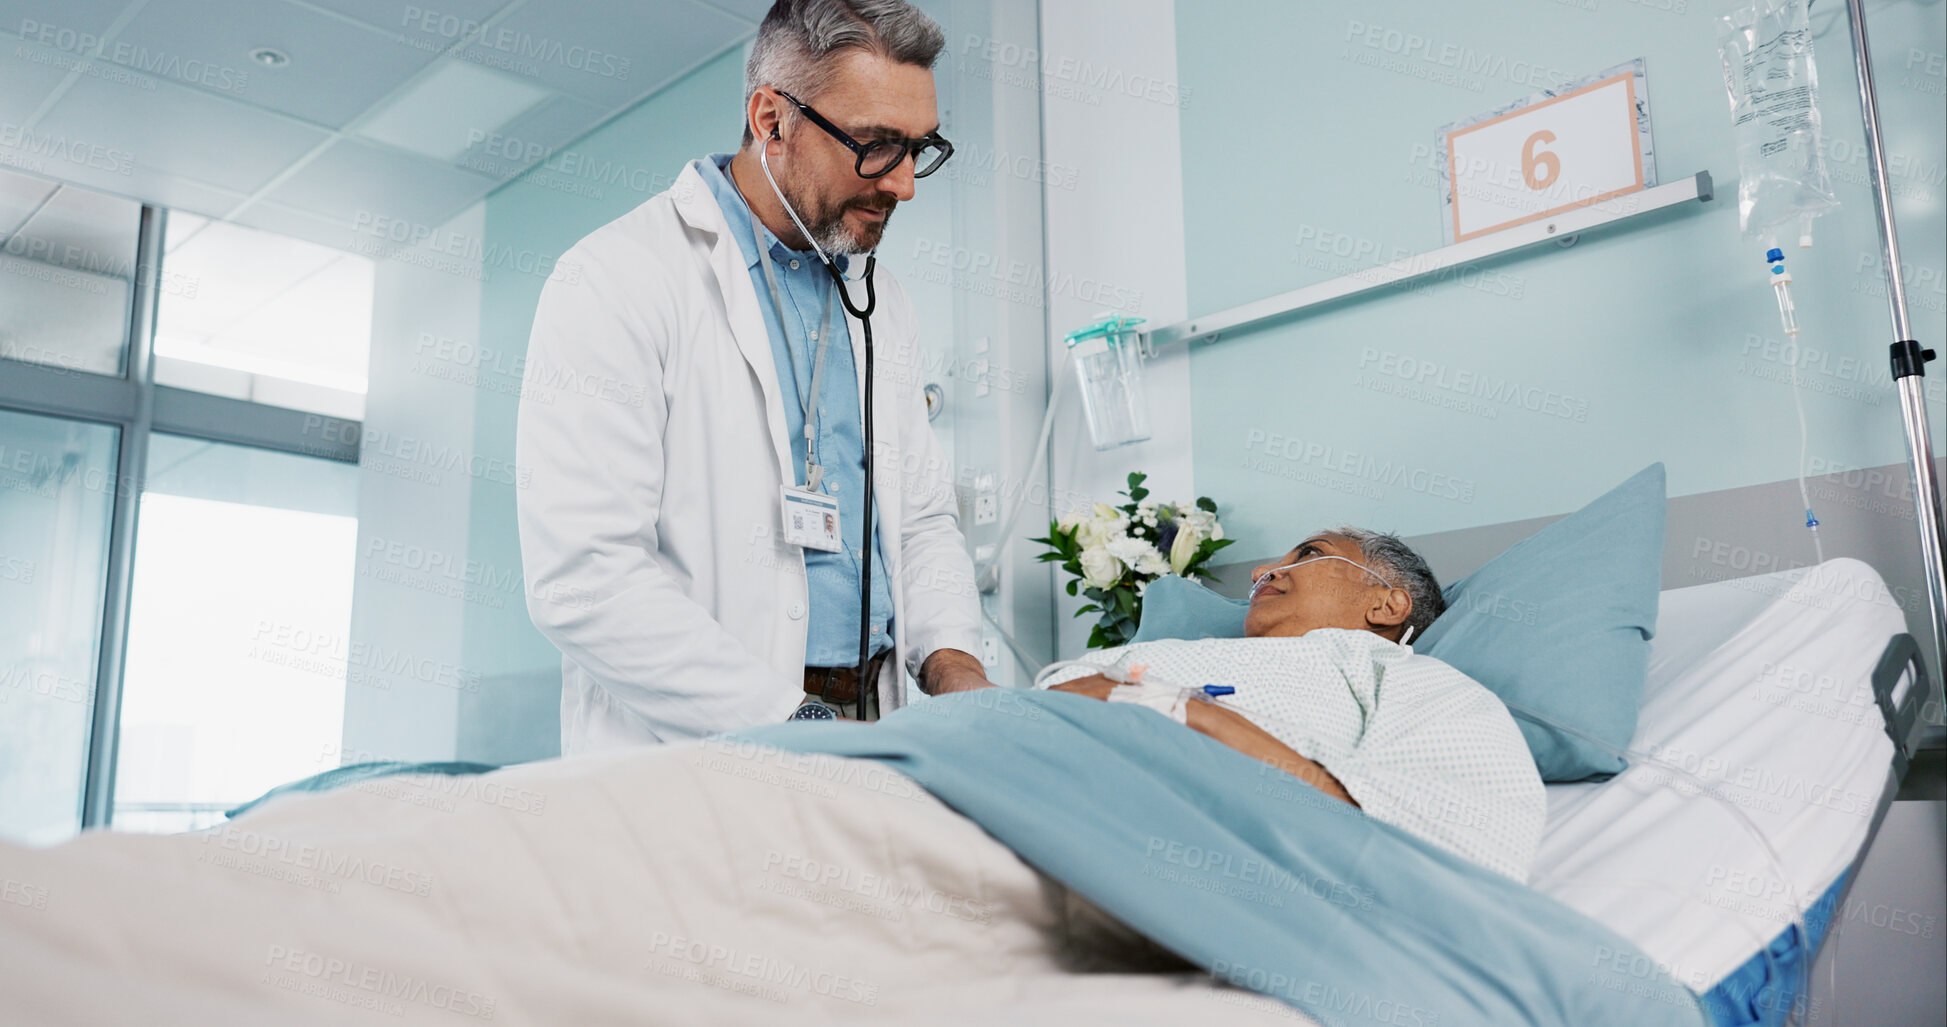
[516, 160, 982, 754]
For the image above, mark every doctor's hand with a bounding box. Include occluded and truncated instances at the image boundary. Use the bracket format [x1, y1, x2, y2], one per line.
[920, 648, 995, 695]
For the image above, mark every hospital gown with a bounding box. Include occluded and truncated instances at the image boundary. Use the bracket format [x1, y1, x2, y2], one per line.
[1039, 629, 1546, 882]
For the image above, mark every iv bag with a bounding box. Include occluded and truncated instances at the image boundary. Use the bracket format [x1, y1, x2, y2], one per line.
[1717, 0, 1840, 244]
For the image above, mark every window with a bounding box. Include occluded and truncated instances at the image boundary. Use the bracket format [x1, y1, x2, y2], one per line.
[0, 409, 119, 844]
[0, 173, 367, 843]
[110, 435, 360, 834]
[153, 214, 375, 421]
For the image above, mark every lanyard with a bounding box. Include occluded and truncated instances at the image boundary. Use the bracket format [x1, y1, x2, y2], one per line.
[754, 229, 837, 492]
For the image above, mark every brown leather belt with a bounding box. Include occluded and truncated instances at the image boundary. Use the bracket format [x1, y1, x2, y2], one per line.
[803, 652, 889, 706]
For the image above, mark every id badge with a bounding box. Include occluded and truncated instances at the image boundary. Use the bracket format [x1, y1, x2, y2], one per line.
[781, 486, 843, 552]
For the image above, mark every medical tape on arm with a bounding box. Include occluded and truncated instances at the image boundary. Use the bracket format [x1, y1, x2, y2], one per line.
[1106, 681, 1192, 724]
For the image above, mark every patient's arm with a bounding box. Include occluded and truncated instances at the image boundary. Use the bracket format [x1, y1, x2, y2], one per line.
[1046, 677, 1358, 807]
[1183, 700, 1359, 808]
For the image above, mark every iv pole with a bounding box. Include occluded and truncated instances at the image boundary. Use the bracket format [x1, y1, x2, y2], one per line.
[1844, 0, 1947, 717]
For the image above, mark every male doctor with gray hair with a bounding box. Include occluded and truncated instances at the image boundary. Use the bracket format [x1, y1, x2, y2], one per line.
[517, 0, 991, 753]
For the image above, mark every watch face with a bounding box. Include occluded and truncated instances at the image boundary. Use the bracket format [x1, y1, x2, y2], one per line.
[791, 701, 838, 721]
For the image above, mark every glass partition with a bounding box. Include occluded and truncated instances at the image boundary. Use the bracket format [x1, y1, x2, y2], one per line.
[0, 409, 119, 844]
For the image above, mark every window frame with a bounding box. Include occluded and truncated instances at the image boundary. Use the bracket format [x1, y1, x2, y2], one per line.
[0, 202, 362, 830]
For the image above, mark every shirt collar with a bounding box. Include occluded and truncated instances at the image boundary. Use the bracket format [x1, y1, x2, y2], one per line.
[702, 152, 848, 275]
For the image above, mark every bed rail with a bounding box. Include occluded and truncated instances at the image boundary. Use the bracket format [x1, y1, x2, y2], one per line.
[1871, 633, 1934, 779]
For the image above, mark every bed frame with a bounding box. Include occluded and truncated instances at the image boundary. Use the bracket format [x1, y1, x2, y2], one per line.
[1795, 633, 1945, 1022]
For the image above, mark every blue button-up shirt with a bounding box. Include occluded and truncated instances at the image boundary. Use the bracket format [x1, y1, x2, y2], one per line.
[700, 153, 893, 665]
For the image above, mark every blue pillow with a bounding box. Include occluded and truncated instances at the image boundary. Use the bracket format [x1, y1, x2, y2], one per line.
[1417, 463, 1666, 782]
[1130, 573, 1249, 645]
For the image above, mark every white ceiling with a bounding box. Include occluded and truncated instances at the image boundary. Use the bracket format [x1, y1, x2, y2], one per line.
[0, 0, 763, 251]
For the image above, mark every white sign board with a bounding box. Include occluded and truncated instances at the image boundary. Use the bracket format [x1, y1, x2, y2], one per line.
[1438, 61, 1655, 243]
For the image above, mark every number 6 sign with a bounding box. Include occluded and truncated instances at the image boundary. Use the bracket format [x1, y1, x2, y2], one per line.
[1438, 61, 1654, 243]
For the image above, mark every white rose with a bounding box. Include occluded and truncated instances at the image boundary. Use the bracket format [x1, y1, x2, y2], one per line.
[1077, 506, 1128, 549]
[1057, 506, 1087, 532]
[1079, 548, 1124, 589]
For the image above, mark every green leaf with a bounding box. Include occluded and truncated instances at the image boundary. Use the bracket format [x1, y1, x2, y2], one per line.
[1114, 589, 1136, 614]
[1065, 579, 1078, 596]
[1196, 496, 1217, 513]
[1074, 603, 1101, 615]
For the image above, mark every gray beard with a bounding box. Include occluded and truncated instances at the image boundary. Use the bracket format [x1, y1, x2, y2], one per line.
[786, 182, 889, 256]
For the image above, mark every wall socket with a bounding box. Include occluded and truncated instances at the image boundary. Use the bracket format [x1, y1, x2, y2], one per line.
[973, 473, 998, 525]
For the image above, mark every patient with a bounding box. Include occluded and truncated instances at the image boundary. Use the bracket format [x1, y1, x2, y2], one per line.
[1042, 528, 1545, 881]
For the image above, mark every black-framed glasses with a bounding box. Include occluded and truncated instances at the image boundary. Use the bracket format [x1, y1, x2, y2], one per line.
[773, 89, 953, 179]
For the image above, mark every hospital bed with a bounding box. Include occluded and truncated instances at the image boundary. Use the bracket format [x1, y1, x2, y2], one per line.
[0, 559, 1932, 1025]
[1539, 557, 1936, 1023]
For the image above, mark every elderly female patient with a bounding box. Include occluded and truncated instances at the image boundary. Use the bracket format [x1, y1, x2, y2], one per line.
[1039, 528, 1545, 881]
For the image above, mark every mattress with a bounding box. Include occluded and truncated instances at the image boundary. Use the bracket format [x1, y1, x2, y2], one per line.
[1530, 557, 1908, 992]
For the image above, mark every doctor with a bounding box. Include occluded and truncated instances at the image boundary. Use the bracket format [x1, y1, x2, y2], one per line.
[517, 0, 991, 754]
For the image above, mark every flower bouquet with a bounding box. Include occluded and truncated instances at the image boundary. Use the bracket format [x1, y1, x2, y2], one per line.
[1032, 472, 1234, 649]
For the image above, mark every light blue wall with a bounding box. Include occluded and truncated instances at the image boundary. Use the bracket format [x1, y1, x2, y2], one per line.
[452, 46, 751, 759]
[1176, 0, 1945, 558]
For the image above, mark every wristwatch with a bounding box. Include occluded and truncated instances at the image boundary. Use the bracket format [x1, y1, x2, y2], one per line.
[791, 700, 839, 721]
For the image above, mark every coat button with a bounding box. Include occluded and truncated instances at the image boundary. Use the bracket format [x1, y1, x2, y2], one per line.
[788, 602, 806, 619]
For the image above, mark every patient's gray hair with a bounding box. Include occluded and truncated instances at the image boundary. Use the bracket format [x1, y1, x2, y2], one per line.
[1335, 526, 1447, 640]
[742, 0, 946, 145]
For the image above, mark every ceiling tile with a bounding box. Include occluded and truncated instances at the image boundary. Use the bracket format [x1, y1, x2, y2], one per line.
[692, 0, 769, 23]
[302, 0, 513, 37]
[124, 173, 251, 223]
[0, 165, 59, 239]
[260, 136, 494, 241]
[33, 72, 330, 194]
[454, 91, 605, 181]
[116, 0, 441, 129]
[13, 182, 142, 273]
[0, 29, 79, 126]
[453, 0, 749, 108]
[223, 198, 370, 252]
[0, 0, 129, 45]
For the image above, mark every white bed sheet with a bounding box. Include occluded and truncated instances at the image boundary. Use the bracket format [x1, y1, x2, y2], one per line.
[1530, 557, 1909, 991]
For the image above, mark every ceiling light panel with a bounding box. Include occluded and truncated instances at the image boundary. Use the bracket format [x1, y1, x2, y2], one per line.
[356, 58, 551, 163]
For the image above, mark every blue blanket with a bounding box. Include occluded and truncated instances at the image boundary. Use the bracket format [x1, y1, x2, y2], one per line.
[731, 689, 1709, 1026]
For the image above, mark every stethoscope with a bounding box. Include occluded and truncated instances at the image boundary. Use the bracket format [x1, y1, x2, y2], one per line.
[759, 130, 885, 721]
